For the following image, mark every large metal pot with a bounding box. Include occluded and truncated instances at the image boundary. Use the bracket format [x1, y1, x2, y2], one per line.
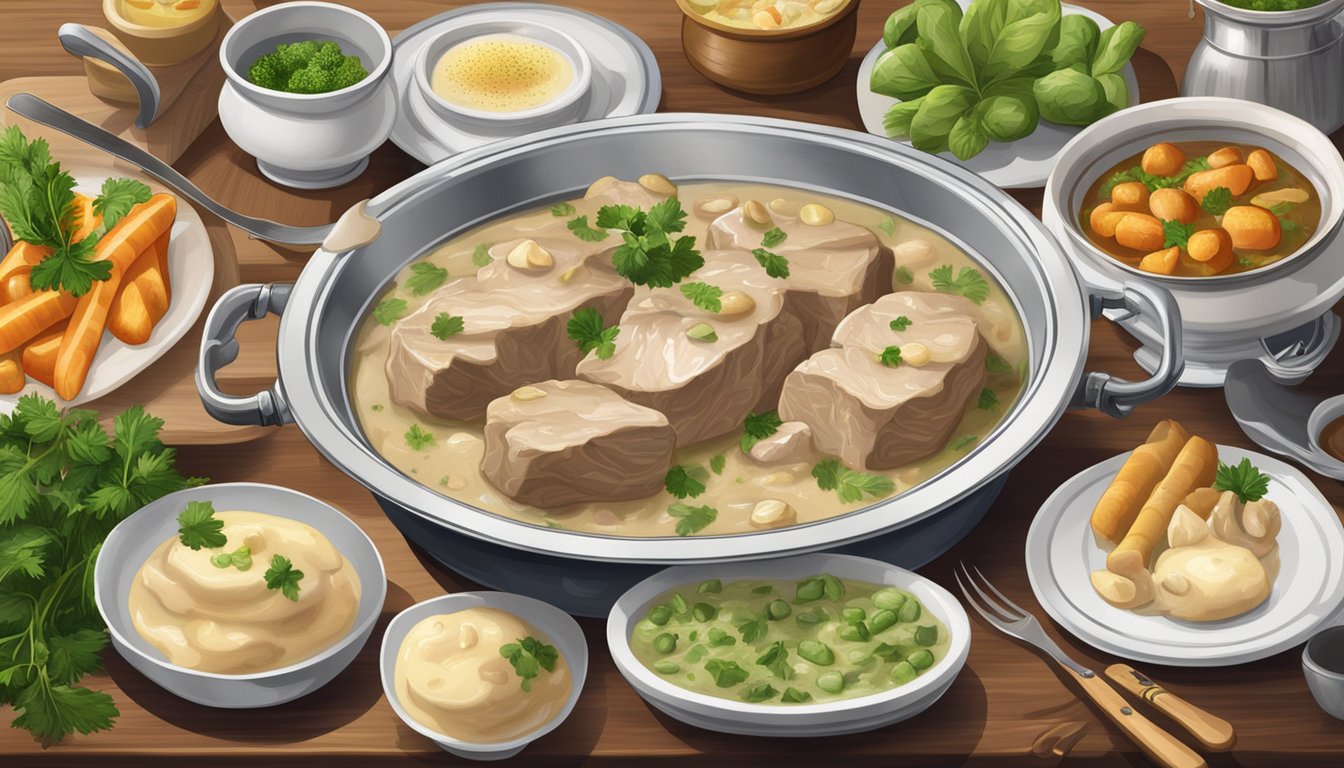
[197, 115, 1183, 615]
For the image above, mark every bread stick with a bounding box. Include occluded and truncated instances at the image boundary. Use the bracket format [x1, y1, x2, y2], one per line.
[1090, 420, 1189, 544]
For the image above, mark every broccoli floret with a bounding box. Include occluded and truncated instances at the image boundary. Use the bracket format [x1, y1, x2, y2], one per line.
[246, 53, 286, 90]
[310, 41, 344, 68]
[330, 57, 369, 90]
[286, 65, 335, 94]
[275, 40, 321, 72]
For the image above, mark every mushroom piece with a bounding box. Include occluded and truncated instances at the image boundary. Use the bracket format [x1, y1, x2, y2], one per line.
[1209, 490, 1281, 559]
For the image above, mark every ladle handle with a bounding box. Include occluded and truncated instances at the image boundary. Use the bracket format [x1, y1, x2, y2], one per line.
[1075, 280, 1185, 418]
[58, 23, 161, 129]
[197, 283, 294, 427]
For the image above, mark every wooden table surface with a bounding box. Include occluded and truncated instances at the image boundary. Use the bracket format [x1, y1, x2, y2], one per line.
[5, 1, 1344, 766]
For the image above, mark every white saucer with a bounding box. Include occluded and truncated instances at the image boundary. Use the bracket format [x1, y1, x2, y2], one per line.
[389, 3, 661, 166]
[1025, 444, 1344, 667]
[855, 1, 1140, 189]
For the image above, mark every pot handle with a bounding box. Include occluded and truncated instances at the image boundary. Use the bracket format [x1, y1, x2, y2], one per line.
[1075, 281, 1184, 418]
[196, 283, 294, 427]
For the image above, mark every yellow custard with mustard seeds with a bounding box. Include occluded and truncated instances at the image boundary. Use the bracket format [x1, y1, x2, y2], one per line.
[431, 34, 575, 113]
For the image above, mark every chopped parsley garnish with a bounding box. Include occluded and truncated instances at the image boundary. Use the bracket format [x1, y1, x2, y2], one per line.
[405, 261, 448, 296]
[1099, 157, 1210, 197]
[761, 227, 788, 248]
[950, 435, 979, 451]
[752, 248, 790, 279]
[895, 266, 914, 284]
[264, 554, 304, 602]
[566, 215, 609, 242]
[567, 307, 619, 360]
[879, 345, 903, 367]
[210, 545, 252, 571]
[669, 503, 717, 536]
[91, 177, 154, 231]
[372, 298, 407, 326]
[430, 312, 464, 340]
[472, 243, 492, 266]
[782, 687, 813, 703]
[679, 281, 723, 313]
[740, 410, 783, 453]
[1201, 186, 1233, 216]
[705, 658, 749, 688]
[404, 424, 435, 451]
[709, 453, 726, 475]
[599, 198, 703, 286]
[177, 500, 225, 550]
[889, 315, 912, 332]
[1213, 458, 1271, 503]
[500, 636, 559, 692]
[1163, 220, 1196, 249]
[550, 202, 576, 217]
[878, 217, 896, 236]
[986, 352, 1013, 372]
[665, 464, 709, 500]
[736, 616, 768, 643]
[742, 682, 779, 702]
[930, 265, 989, 304]
[755, 641, 791, 680]
[811, 459, 895, 503]
[977, 388, 999, 410]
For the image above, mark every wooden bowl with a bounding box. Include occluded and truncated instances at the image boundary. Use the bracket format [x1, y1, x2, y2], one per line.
[675, 0, 861, 95]
[104, 0, 222, 67]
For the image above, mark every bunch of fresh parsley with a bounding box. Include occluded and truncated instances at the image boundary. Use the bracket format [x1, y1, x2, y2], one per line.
[499, 635, 559, 692]
[0, 126, 152, 296]
[0, 395, 205, 742]
[567, 198, 703, 287]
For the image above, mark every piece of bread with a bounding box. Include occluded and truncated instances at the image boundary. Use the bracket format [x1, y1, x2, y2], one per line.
[1090, 420, 1189, 544]
[1107, 435, 1219, 572]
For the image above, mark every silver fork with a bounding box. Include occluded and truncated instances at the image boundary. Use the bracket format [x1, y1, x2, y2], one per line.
[956, 563, 1207, 768]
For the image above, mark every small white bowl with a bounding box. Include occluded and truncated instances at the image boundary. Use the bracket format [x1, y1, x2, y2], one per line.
[606, 553, 971, 737]
[1308, 394, 1344, 472]
[380, 592, 589, 761]
[94, 482, 386, 708]
[413, 19, 592, 129]
[218, 1, 396, 189]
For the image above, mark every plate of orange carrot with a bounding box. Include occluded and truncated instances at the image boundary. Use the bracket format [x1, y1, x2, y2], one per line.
[1024, 422, 1344, 666]
[0, 127, 213, 408]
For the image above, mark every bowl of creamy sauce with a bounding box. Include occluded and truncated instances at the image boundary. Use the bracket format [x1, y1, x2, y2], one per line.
[95, 483, 386, 708]
[413, 19, 592, 127]
[381, 592, 588, 760]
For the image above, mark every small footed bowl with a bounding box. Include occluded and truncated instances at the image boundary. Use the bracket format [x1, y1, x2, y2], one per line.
[218, 1, 395, 189]
[94, 483, 387, 708]
[380, 592, 588, 761]
[1304, 626, 1344, 720]
[606, 553, 971, 737]
[1308, 394, 1344, 470]
[413, 19, 593, 129]
[104, 0, 222, 67]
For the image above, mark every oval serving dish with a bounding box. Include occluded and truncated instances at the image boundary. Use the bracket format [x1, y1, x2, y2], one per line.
[606, 553, 971, 736]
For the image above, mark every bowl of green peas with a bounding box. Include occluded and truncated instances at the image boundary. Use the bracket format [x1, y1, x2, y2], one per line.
[605, 553, 970, 737]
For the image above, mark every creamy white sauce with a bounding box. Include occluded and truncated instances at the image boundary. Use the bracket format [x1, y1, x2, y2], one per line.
[350, 183, 1028, 537]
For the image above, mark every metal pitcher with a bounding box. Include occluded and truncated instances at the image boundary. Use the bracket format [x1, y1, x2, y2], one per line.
[1184, 0, 1344, 135]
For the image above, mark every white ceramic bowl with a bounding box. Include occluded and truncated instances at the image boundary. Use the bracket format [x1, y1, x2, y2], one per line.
[94, 483, 387, 708]
[380, 592, 589, 761]
[218, 1, 396, 189]
[1043, 96, 1344, 387]
[413, 18, 592, 128]
[606, 553, 971, 737]
[1308, 394, 1344, 473]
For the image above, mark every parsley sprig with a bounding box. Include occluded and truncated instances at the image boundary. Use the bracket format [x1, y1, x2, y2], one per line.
[177, 500, 225, 550]
[665, 464, 708, 500]
[263, 555, 304, 602]
[669, 503, 717, 536]
[430, 313, 464, 340]
[740, 410, 782, 453]
[0, 395, 205, 742]
[930, 265, 989, 304]
[500, 636, 559, 692]
[679, 281, 722, 313]
[405, 261, 448, 296]
[811, 458, 895, 504]
[595, 199, 703, 287]
[1213, 458, 1271, 503]
[567, 307, 619, 360]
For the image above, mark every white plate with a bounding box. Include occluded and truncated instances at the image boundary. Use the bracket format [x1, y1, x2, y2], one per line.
[1026, 444, 1344, 667]
[606, 553, 971, 737]
[389, 3, 662, 166]
[0, 172, 213, 411]
[855, 1, 1140, 189]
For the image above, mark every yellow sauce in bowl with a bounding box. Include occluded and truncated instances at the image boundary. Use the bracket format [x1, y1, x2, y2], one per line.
[129, 510, 361, 675]
[395, 608, 572, 743]
[119, 0, 216, 28]
[430, 34, 575, 113]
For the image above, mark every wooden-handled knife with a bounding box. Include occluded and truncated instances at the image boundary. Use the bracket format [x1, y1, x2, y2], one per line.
[1106, 664, 1236, 751]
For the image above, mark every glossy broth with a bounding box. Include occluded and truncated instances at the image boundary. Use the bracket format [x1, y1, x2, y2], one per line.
[349, 182, 1028, 538]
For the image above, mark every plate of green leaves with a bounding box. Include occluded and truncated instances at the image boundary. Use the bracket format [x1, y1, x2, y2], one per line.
[0, 127, 214, 409]
[857, 0, 1143, 189]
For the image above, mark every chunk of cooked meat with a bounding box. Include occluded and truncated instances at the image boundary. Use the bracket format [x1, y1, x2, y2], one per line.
[481, 380, 676, 508]
[778, 292, 986, 471]
[748, 421, 815, 466]
[386, 236, 632, 420]
[706, 202, 894, 352]
[576, 249, 800, 445]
